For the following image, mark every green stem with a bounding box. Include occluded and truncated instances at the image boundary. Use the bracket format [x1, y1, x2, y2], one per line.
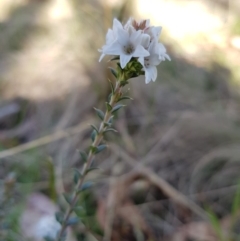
[56, 81, 122, 241]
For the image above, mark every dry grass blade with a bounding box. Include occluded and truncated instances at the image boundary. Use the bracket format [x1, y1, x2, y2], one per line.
[0, 121, 91, 161]
[192, 144, 240, 176]
[110, 143, 209, 220]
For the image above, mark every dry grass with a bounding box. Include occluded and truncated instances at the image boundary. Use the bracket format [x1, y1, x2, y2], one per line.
[0, 0, 240, 240]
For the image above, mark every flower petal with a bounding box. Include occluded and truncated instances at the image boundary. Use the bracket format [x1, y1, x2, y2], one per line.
[165, 54, 171, 61]
[145, 66, 157, 83]
[145, 69, 152, 84]
[152, 26, 162, 38]
[117, 28, 129, 46]
[120, 54, 132, 68]
[151, 66, 158, 82]
[130, 30, 142, 45]
[133, 45, 149, 58]
[103, 41, 122, 55]
[138, 57, 145, 66]
[99, 53, 105, 62]
[141, 34, 150, 49]
[124, 17, 133, 30]
[149, 54, 161, 65]
[106, 29, 115, 45]
[113, 18, 123, 33]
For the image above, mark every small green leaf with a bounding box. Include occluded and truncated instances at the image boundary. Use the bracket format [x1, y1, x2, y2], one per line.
[119, 80, 129, 87]
[85, 167, 100, 175]
[55, 211, 64, 224]
[112, 104, 125, 114]
[103, 128, 118, 134]
[106, 102, 112, 111]
[118, 96, 133, 102]
[108, 116, 114, 124]
[94, 108, 104, 120]
[104, 122, 111, 127]
[108, 93, 112, 102]
[96, 144, 107, 154]
[108, 79, 115, 94]
[91, 130, 97, 142]
[73, 206, 84, 216]
[109, 67, 117, 78]
[66, 217, 80, 226]
[73, 168, 82, 184]
[78, 181, 93, 192]
[79, 151, 88, 163]
[90, 124, 99, 133]
[63, 193, 72, 205]
[90, 145, 98, 154]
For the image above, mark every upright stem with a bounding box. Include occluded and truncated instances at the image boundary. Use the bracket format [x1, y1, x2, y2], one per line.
[56, 81, 122, 240]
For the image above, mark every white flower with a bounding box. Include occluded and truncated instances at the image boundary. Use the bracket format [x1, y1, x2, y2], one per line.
[99, 19, 123, 62]
[139, 41, 162, 84]
[99, 17, 171, 83]
[101, 28, 149, 68]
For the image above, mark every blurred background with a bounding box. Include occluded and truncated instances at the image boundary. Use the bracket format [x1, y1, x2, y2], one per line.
[0, 0, 240, 240]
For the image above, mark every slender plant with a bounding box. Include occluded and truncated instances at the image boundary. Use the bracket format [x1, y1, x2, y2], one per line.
[50, 17, 170, 241]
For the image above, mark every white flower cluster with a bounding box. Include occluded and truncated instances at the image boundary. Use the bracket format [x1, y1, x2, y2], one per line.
[99, 18, 170, 84]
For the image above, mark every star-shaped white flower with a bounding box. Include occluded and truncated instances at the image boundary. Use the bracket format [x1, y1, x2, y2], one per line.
[139, 41, 163, 84]
[99, 19, 123, 62]
[101, 28, 150, 68]
[99, 17, 170, 83]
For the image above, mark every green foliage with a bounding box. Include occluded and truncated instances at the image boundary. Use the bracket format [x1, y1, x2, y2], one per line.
[85, 167, 99, 175]
[106, 102, 112, 111]
[117, 96, 133, 102]
[79, 151, 88, 163]
[73, 168, 82, 184]
[12, 150, 43, 184]
[205, 181, 240, 241]
[0, 203, 23, 241]
[103, 128, 118, 134]
[66, 217, 80, 226]
[55, 211, 64, 224]
[77, 190, 103, 236]
[95, 144, 107, 154]
[63, 193, 72, 205]
[90, 144, 107, 154]
[104, 116, 114, 128]
[111, 104, 125, 114]
[90, 124, 99, 133]
[91, 130, 97, 142]
[45, 158, 57, 202]
[206, 207, 224, 241]
[109, 67, 118, 79]
[231, 181, 240, 217]
[73, 206, 84, 216]
[79, 182, 93, 192]
[93, 108, 104, 120]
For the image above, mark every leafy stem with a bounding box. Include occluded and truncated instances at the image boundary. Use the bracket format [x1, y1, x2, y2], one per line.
[56, 80, 124, 241]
